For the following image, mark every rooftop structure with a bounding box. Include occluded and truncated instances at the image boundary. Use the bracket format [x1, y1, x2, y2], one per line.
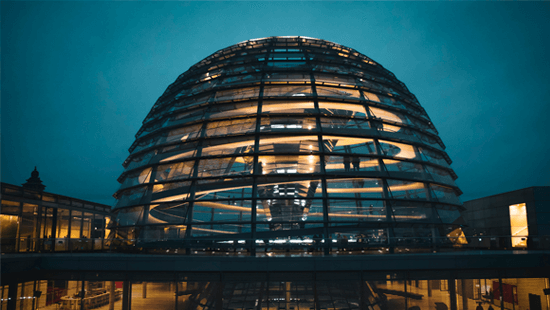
[462, 186, 550, 249]
[111, 36, 464, 253]
[1, 169, 112, 253]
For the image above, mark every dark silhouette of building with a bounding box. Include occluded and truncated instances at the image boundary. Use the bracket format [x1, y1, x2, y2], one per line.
[22, 167, 46, 192]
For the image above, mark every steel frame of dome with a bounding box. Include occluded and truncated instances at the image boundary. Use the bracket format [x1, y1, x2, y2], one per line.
[111, 36, 464, 254]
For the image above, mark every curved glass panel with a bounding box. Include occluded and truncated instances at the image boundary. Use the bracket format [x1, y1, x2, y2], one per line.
[112, 37, 463, 249]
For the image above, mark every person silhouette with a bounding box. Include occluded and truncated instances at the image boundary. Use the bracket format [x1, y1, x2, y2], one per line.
[343, 156, 351, 172]
[352, 156, 360, 171]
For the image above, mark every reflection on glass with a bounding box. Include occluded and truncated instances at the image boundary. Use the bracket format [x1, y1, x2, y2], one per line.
[325, 156, 379, 173]
[258, 155, 320, 174]
[197, 157, 253, 178]
[205, 118, 256, 137]
[263, 85, 313, 97]
[317, 86, 361, 98]
[259, 136, 319, 153]
[323, 136, 376, 155]
[262, 100, 315, 114]
[325, 178, 383, 199]
[156, 162, 194, 181]
[260, 117, 317, 132]
[318, 102, 366, 118]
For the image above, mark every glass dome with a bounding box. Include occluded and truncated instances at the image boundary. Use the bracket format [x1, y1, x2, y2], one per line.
[111, 36, 464, 253]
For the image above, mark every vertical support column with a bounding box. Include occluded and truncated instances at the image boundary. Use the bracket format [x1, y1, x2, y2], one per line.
[174, 281, 178, 310]
[448, 277, 457, 310]
[142, 282, 146, 299]
[499, 277, 504, 310]
[109, 281, 115, 310]
[141, 198, 152, 246]
[79, 208, 84, 242]
[175, 281, 179, 310]
[404, 278, 408, 310]
[250, 74, 266, 257]
[80, 280, 86, 310]
[365, 99, 395, 253]
[360, 273, 367, 310]
[382, 185, 395, 253]
[461, 279, 469, 310]
[128, 282, 132, 310]
[51, 208, 58, 253]
[423, 178, 440, 251]
[216, 279, 223, 310]
[122, 281, 130, 310]
[15, 202, 22, 252]
[285, 282, 291, 310]
[313, 281, 320, 310]
[34, 204, 41, 252]
[67, 210, 73, 252]
[427, 280, 432, 297]
[309, 70, 329, 255]
[256, 281, 264, 310]
[373, 140, 395, 253]
[7, 283, 17, 310]
[32, 280, 37, 310]
[184, 122, 208, 255]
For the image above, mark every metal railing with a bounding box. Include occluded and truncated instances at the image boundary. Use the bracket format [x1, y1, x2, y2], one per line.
[2, 235, 549, 255]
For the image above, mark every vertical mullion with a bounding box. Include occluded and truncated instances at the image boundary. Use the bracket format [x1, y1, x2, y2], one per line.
[184, 121, 208, 252]
[250, 44, 271, 255]
[374, 139, 395, 253]
[305, 45, 330, 255]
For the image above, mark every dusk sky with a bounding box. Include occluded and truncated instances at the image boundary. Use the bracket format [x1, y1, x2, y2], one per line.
[2, 1, 549, 206]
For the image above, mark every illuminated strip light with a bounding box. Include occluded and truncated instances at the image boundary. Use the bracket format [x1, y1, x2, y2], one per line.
[318, 182, 424, 194]
[210, 106, 258, 118]
[161, 135, 413, 166]
[309, 213, 426, 219]
[163, 135, 319, 164]
[159, 151, 195, 163]
[148, 204, 187, 224]
[370, 107, 403, 124]
[318, 102, 366, 115]
[152, 176, 422, 204]
[325, 160, 378, 170]
[262, 102, 314, 113]
[324, 136, 416, 160]
[192, 227, 238, 234]
[151, 193, 191, 203]
[195, 201, 267, 214]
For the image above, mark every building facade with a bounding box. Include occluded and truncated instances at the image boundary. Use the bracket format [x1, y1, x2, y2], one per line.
[462, 186, 550, 249]
[0, 169, 112, 253]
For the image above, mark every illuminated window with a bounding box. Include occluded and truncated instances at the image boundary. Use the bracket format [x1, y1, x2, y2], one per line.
[509, 203, 528, 248]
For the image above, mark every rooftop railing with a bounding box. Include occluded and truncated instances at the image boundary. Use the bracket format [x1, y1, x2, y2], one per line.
[2, 235, 549, 256]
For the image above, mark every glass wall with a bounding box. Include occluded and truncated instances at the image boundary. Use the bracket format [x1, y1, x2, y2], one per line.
[0, 184, 111, 253]
[4, 276, 546, 310]
[112, 36, 464, 254]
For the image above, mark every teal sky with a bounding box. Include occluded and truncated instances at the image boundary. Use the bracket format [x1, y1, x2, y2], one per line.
[2, 1, 550, 205]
